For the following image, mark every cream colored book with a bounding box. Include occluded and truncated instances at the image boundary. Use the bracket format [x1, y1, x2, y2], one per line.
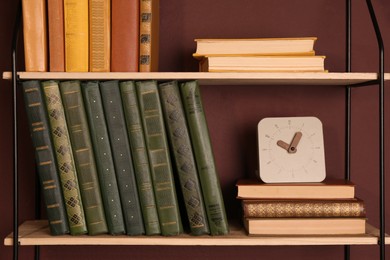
[194, 37, 317, 58]
[236, 179, 355, 199]
[243, 217, 366, 235]
[200, 55, 325, 72]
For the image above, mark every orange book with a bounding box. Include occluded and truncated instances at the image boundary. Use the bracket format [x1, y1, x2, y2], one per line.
[47, 0, 65, 72]
[22, 0, 48, 72]
[111, 0, 139, 72]
[139, 0, 159, 72]
[89, 0, 110, 72]
[64, 0, 89, 72]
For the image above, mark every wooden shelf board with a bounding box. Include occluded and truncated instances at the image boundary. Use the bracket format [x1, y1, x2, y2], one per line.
[4, 220, 382, 246]
[2, 71, 389, 86]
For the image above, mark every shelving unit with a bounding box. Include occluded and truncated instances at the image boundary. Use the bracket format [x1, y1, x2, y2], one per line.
[3, 0, 387, 259]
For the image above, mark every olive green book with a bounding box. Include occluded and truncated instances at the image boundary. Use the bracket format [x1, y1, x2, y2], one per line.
[180, 80, 229, 235]
[41, 80, 87, 235]
[159, 80, 210, 235]
[120, 81, 161, 235]
[136, 80, 183, 236]
[22, 80, 69, 236]
[59, 80, 108, 235]
[100, 80, 145, 235]
[81, 81, 125, 235]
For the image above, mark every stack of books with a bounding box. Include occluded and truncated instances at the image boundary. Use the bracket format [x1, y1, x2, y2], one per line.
[22, 79, 229, 237]
[22, 0, 159, 72]
[236, 179, 367, 235]
[193, 37, 326, 72]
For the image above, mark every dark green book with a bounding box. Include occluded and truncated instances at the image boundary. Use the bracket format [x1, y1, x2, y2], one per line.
[180, 80, 229, 235]
[159, 81, 210, 236]
[136, 80, 182, 236]
[41, 80, 87, 235]
[99, 80, 145, 236]
[120, 81, 161, 235]
[21, 80, 70, 236]
[81, 81, 125, 235]
[60, 80, 108, 235]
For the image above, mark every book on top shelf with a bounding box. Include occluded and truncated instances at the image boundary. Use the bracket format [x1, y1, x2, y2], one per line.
[199, 56, 326, 72]
[193, 37, 317, 58]
[47, 0, 65, 72]
[236, 179, 355, 199]
[22, 0, 47, 72]
[243, 217, 366, 235]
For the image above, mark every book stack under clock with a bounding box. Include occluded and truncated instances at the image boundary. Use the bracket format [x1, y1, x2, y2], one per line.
[236, 179, 367, 235]
[193, 37, 327, 72]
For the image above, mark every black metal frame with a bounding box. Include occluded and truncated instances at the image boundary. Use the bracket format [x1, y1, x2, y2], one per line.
[9, 0, 386, 259]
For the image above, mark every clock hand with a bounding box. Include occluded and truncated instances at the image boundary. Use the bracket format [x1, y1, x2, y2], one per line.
[276, 140, 289, 151]
[288, 131, 302, 153]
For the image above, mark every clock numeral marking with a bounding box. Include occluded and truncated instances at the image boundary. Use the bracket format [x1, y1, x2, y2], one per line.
[262, 148, 270, 151]
[299, 123, 305, 131]
[267, 160, 272, 165]
[312, 159, 318, 163]
[288, 120, 292, 129]
[274, 124, 279, 129]
[265, 134, 273, 140]
[309, 133, 316, 138]
[312, 146, 321, 150]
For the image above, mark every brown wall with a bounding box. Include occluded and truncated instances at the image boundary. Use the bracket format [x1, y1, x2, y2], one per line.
[1, 0, 389, 259]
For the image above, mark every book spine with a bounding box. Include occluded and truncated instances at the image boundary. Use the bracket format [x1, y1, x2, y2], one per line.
[41, 80, 87, 235]
[139, 0, 159, 72]
[59, 80, 108, 235]
[159, 81, 210, 236]
[22, 0, 47, 72]
[111, 0, 139, 72]
[21, 80, 69, 235]
[89, 0, 110, 72]
[242, 199, 366, 218]
[99, 80, 145, 235]
[64, 0, 89, 72]
[136, 80, 182, 236]
[120, 81, 160, 235]
[81, 81, 125, 235]
[47, 0, 65, 72]
[180, 80, 229, 235]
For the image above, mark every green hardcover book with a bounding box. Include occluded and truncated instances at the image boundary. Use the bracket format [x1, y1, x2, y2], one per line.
[21, 80, 70, 236]
[41, 80, 87, 235]
[81, 81, 125, 235]
[159, 81, 210, 236]
[59, 80, 108, 235]
[99, 80, 145, 235]
[136, 80, 182, 236]
[180, 80, 229, 235]
[120, 81, 161, 235]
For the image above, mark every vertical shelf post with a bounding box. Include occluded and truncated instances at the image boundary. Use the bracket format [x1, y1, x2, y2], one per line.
[11, 1, 22, 260]
[365, 0, 386, 259]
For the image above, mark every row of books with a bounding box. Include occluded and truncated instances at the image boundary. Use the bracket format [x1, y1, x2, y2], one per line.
[22, 79, 229, 236]
[193, 37, 327, 72]
[236, 179, 367, 235]
[22, 0, 159, 72]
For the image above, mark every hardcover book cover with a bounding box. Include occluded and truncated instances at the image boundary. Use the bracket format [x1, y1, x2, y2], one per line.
[136, 80, 182, 236]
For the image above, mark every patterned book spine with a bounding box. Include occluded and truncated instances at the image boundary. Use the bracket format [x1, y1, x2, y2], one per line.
[81, 81, 125, 235]
[242, 199, 366, 218]
[99, 80, 145, 235]
[120, 81, 161, 235]
[180, 80, 229, 235]
[60, 80, 108, 235]
[159, 81, 210, 235]
[139, 0, 159, 72]
[41, 80, 87, 235]
[21, 80, 69, 235]
[64, 0, 89, 72]
[89, 0, 110, 72]
[136, 80, 182, 236]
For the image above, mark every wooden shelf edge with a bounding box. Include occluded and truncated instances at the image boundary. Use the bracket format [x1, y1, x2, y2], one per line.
[3, 220, 382, 246]
[2, 71, 390, 85]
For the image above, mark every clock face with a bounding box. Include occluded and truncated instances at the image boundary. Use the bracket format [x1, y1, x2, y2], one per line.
[257, 116, 326, 183]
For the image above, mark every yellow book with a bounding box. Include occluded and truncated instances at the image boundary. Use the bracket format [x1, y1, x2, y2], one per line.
[89, 0, 110, 72]
[22, 0, 48, 72]
[64, 0, 89, 72]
